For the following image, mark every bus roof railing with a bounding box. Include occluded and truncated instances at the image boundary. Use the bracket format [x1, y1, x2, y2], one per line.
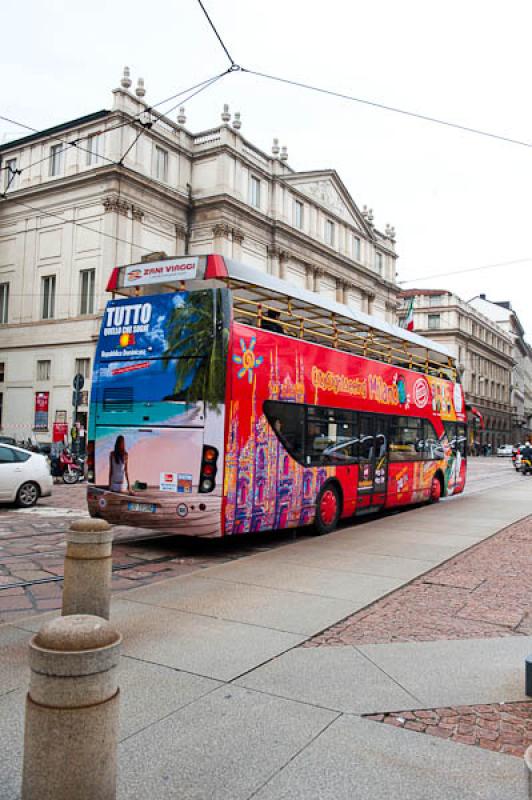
[107, 254, 457, 381]
[224, 259, 456, 381]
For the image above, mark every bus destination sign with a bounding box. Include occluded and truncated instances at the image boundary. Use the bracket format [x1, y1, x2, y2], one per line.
[122, 257, 199, 288]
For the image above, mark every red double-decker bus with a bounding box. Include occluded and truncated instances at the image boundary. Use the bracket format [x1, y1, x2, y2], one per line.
[87, 254, 467, 537]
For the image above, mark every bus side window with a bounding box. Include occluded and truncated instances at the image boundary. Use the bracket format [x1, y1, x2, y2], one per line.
[456, 424, 467, 458]
[389, 416, 422, 461]
[263, 400, 305, 463]
[305, 407, 358, 465]
[424, 419, 444, 460]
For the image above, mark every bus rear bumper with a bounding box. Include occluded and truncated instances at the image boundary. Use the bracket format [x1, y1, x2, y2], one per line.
[87, 487, 223, 538]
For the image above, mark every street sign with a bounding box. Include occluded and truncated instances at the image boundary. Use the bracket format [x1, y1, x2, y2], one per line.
[73, 373, 85, 391]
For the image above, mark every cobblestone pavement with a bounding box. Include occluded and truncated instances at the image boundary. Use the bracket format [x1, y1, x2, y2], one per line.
[364, 702, 532, 758]
[0, 483, 297, 623]
[305, 515, 532, 647]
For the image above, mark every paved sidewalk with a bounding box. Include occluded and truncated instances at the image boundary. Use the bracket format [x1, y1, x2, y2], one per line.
[1, 477, 531, 798]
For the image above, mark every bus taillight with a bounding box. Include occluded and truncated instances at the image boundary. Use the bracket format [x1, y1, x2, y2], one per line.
[199, 445, 218, 492]
[87, 440, 95, 483]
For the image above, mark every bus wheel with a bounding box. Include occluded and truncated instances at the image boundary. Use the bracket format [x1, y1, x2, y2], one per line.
[314, 483, 341, 535]
[430, 475, 442, 503]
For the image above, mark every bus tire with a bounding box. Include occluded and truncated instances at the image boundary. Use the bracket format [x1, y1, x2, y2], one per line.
[314, 482, 342, 535]
[430, 473, 443, 503]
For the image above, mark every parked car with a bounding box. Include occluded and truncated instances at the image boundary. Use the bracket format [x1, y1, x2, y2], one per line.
[0, 443, 53, 507]
[496, 444, 513, 457]
[0, 435, 18, 447]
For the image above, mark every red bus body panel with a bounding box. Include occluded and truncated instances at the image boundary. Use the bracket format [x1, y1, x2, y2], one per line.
[223, 322, 466, 535]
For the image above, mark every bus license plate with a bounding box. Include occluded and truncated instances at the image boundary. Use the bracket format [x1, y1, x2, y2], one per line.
[127, 502, 156, 513]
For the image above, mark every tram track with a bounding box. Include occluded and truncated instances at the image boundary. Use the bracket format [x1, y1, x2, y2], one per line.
[0, 552, 187, 592]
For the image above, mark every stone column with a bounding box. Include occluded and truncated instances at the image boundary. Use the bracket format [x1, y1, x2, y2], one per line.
[278, 250, 289, 280]
[175, 223, 187, 256]
[305, 265, 314, 292]
[212, 223, 231, 256]
[232, 228, 244, 261]
[313, 267, 324, 293]
[336, 279, 348, 305]
[22, 615, 121, 800]
[62, 519, 113, 620]
[267, 245, 280, 277]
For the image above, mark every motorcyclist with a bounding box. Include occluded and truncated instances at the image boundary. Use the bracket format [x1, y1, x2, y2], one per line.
[520, 440, 532, 459]
[519, 440, 532, 474]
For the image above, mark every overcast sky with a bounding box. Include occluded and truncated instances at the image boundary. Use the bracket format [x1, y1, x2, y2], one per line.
[4, 0, 532, 336]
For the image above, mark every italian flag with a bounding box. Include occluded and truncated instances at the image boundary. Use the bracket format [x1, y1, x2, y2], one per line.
[403, 297, 415, 331]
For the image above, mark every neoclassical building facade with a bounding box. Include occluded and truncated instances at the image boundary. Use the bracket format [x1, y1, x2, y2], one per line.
[398, 289, 515, 450]
[0, 69, 399, 441]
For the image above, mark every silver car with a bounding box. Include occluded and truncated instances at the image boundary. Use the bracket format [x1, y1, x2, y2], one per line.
[0, 443, 53, 507]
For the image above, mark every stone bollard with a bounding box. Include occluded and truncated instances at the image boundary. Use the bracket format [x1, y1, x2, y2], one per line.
[526, 746, 532, 800]
[62, 518, 113, 619]
[22, 614, 121, 800]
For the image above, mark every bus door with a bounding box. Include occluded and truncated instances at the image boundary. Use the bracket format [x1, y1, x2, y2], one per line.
[357, 414, 388, 508]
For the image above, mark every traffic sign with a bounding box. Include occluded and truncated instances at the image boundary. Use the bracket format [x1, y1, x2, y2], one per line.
[73, 373, 85, 391]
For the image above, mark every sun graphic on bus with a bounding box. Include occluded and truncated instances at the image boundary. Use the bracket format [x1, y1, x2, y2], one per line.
[233, 337, 264, 383]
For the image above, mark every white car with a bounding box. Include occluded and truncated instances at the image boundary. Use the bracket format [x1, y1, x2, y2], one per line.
[0, 444, 53, 507]
[496, 444, 513, 457]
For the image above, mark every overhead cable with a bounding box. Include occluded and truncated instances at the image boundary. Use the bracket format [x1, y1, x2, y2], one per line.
[195, 0, 236, 67]
[399, 257, 532, 284]
[4, 196, 154, 253]
[241, 67, 532, 149]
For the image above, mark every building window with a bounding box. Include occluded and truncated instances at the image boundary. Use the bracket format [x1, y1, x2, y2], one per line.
[250, 175, 261, 209]
[41, 275, 56, 320]
[0, 362, 4, 382]
[353, 236, 361, 260]
[37, 360, 51, 381]
[80, 269, 95, 315]
[154, 145, 169, 182]
[428, 314, 440, 330]
[75, 358, 91, 379]
[49, 144, 63, 176]
[294, 199, 304, 229]
[0, 283, 8, 323]
[86, 134, 101, 166]
[325, 220, 335, 246]
[375, 252, 383, 274]
[429, 294, 443, 306]
[0, 392, 3, 428]
[4, 158, 18, 190]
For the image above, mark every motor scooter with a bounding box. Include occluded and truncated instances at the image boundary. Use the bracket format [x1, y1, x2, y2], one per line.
[50, 452, 85, 484]
[520, 454, 532, 476]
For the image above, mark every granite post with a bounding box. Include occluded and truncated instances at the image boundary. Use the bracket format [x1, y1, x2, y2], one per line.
[62, 518, 113, 619]
[21, 614, 121, 800]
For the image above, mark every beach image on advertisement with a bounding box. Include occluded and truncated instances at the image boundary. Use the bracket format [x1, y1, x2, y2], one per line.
[90, 290, 228, 497]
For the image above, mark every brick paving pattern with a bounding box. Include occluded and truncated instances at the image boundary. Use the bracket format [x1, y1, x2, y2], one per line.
[364, 702, 532, 758]
[0, 484, 294, 622]
[305, 515, 532, 647]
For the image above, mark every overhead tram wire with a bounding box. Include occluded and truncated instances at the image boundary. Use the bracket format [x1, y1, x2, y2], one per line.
[0, 72, 233, 249]
[0, 70, 231, 202]
[113, 70, 228, 169]
[239, 67, 532, 150]
[5, 196, 156, 255]
[0, 69, 231, 177]
[194, 0, 237, 68]
[398, 257, 532, 284]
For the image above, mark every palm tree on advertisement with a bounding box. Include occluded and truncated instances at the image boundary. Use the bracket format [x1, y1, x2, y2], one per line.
[162, 291, 228, 412]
